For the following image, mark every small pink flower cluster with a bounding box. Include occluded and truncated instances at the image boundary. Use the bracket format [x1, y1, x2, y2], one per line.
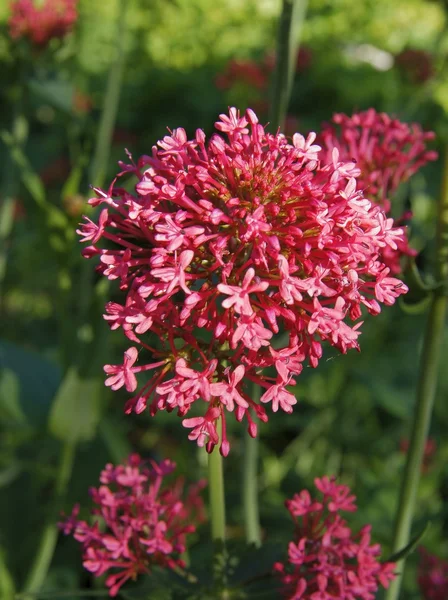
[78, 107, 416, 454]
[418, 548, 448, 600]
[60, 455, 206, 597]
[9, 0, 78, 46]
[274, 477, 396, 599]
[320, 109, 436, 211]
[319, 109, 437, 273]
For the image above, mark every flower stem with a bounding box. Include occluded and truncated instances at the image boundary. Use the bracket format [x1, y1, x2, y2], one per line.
[208, 443, 226, 543]
[76, 0, 127, 371]
[386, 149, 448, 600]
[208, 432, 229, 597]
[242, 383, 261, 546]
[88, 0, 127, 188]
[269, 0, 308, 131]
[23, 441, 76, 594]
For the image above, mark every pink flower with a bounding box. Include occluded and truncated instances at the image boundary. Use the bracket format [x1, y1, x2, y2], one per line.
[104, 347, 139, 392]
[79, 107, 411, 453]
[9, 0, 78, 46]
[210, 365, 248, 412]
[418, 548, 448, 599]
[274, 477, 396, 599]
[218, 268, 269, 316]
[319, 109, 437, 273]
[60, 454, 206, 597]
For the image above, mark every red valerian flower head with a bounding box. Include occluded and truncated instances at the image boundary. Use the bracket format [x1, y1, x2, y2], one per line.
[59, 454, 206, 597]
[319, 109, 437, 212]
[418, 548, 448, 600]
[9, 0, 78, 46]
[215, 58, 268, 91]
[395, 49, 435, 85]
[274, 477, 396, 599]
[79, 107, 410, 454]
[319, 110, 437, 274]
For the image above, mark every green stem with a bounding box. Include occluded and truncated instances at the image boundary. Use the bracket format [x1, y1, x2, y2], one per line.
[0, 72, 28, 308]
[23, 442, 76, 594]
[269, 0, 308, 131]
[386, 149, 448, 600]
[208, 444, 226, 543]
[208, 439, 229, 598]
[74, 0, 127, 371]
[242, 383, 261, 546]
[88, 0, 127, 188]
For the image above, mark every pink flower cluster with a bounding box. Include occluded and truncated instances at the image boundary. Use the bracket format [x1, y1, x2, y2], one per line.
[79, 107, 412, 454]
[418, 548, 448, 600]
[60, 454, 206, 597]
[320, 109, 436, 212]
[9, 0, 78, 46]
[274, 477, 396, 599]
[216, 49, 312, 94]
[319, 109, 437, 273]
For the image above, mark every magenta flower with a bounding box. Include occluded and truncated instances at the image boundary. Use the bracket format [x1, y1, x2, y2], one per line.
[274, 477, 396, 599]
[60, 454, 206, 597]
[79, 107, 410, 454]
[9, 0, 78, 46]
[319, 109, 437, 273]
[418, 548, 448, 600]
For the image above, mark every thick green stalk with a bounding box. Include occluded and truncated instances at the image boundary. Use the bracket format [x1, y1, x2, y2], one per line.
[23, 442, 76, 593]
[269, 0, 308, 131]
[208, 444, 226, 543]
[208, 439, 229, 599]
[242, 383, 261, 546]
[386, 149, 448, 600]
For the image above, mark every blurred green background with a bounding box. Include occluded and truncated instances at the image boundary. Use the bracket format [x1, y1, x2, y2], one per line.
[0, 0, 447, 598]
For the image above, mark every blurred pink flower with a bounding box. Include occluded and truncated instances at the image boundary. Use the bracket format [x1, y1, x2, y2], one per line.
[9, 0, 78, 46]
[400, 437, 436, 473]
[215, 58, 268, 91]
[274, 477, 396, 599]
[60, 454, 206, 597]
[395, 49, 435, 85]
[79, 107, 409, 454]
[418, 548, 448, 600]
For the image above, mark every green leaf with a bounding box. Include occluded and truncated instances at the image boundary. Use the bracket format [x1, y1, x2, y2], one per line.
[0, 341, 61, 426]
[0, 548, 15, 600]
[29, 78, 74, 115]
[371, 381, 413, 419]
[384, 522, 430, 563]
[404, 260, 434, 293]
[62, 159, 88, 200]
[0, 367, 27, 424]
[0, 130, 47, 209]
[48, 367, 104, 443]
[399, 293, 432, 315]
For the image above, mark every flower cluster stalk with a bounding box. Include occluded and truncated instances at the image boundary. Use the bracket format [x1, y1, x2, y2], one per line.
[208, 444, 226, 543]
[269, 0, 308, 131]
[386, 148, 448, 600]
[243, 383, 262, 546]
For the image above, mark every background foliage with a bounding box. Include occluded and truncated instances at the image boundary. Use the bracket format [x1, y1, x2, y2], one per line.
[1, 0, 447, 598]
